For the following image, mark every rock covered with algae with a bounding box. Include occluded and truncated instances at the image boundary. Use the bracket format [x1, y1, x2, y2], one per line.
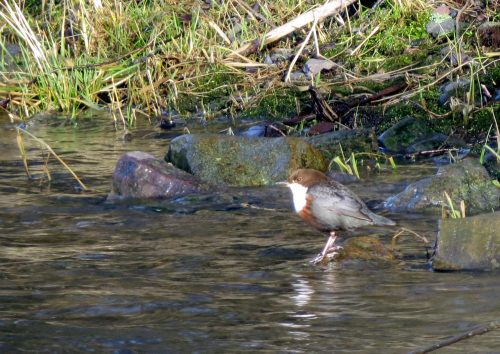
[165, 134, 326, 186]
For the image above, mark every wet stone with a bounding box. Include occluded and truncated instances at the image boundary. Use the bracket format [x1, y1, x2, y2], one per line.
[109, 151, 205, 200]
[384, 158, 500, 213]
[432, 211, 500, 271]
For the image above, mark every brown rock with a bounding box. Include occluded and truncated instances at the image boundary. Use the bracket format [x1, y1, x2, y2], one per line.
[109, 151, 205, 200]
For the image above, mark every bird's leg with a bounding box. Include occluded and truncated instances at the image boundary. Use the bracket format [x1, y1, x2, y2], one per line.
[311, 232, 341, 265]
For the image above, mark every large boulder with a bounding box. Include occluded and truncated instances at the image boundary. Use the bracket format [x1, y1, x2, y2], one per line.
[432, 211, 500, 271]
[166, 134, 326, 186]
[384, 158, 500, 213]
[109, 151, 205, 199]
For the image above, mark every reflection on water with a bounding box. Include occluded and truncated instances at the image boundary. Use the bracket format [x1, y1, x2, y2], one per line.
[0, 112, 499, 353]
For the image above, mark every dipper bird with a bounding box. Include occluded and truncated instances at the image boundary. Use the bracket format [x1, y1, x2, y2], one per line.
[284, 169, 395, 264]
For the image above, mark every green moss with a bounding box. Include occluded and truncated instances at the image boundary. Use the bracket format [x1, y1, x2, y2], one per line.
[369, 6, 431, 54]
[245, 87, 303, 120]
[173, 67, 242, 114]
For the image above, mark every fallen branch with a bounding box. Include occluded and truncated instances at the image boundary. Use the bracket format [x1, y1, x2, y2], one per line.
[409, 320, 500, 354]
[227, 0, 357, 59]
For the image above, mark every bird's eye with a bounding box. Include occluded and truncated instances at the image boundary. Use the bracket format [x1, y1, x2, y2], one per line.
[296, 176, 302, 182]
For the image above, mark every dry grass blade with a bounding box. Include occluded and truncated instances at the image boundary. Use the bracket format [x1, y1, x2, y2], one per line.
[285, 16, 319, 82]
[206, 19, 231, 45]
[16, 127, 88, 191]
[15, 129, 31, 178]
[443, 191, 463, 218]
[351, 25, 380, 56]
[392, 227, 430, 248]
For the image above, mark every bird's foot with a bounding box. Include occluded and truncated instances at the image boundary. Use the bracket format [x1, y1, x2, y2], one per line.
[310, 234, 342, 265]
[310, 245, 343, 265]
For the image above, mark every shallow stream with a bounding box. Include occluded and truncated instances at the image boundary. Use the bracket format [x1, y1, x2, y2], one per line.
[1, 112, 499, 353]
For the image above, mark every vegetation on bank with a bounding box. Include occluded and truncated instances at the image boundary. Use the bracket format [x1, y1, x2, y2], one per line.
[0, 0, 498, 137]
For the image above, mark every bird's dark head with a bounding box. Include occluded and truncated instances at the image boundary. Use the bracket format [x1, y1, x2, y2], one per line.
[288, 169, 328, 188]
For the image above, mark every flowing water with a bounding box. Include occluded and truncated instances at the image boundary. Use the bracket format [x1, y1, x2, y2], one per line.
[0, 112, 499, 353]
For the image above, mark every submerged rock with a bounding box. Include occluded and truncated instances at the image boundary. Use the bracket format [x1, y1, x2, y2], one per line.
[166, 134, 326, 186]
[432, 211, 500, 271]
[384, 158, 500, 213]
[109, 151, 205, 200]
[307, 128, 377, 159]
[320, 236, 395, 265]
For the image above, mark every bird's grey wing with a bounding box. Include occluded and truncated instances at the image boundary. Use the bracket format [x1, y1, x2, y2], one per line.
[308, 184, 373, 222]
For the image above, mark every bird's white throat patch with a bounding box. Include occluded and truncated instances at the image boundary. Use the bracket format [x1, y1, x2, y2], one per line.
[288, 182, 308, 213]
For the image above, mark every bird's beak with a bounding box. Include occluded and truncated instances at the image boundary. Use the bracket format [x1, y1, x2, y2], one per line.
[276, 181, 289, 187]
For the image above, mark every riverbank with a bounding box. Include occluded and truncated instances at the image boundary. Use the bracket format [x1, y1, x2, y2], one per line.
[0, 1, 498, 138]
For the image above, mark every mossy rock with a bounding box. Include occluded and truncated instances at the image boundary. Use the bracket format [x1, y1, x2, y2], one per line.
[320, 236, 396, 265]
[384, 158, 500, 213]
[165, 134, 326, 186]
[340, 236, 395, 262]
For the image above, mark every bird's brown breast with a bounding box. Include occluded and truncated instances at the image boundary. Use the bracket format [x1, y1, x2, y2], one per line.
[297, 193, 330, 232]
